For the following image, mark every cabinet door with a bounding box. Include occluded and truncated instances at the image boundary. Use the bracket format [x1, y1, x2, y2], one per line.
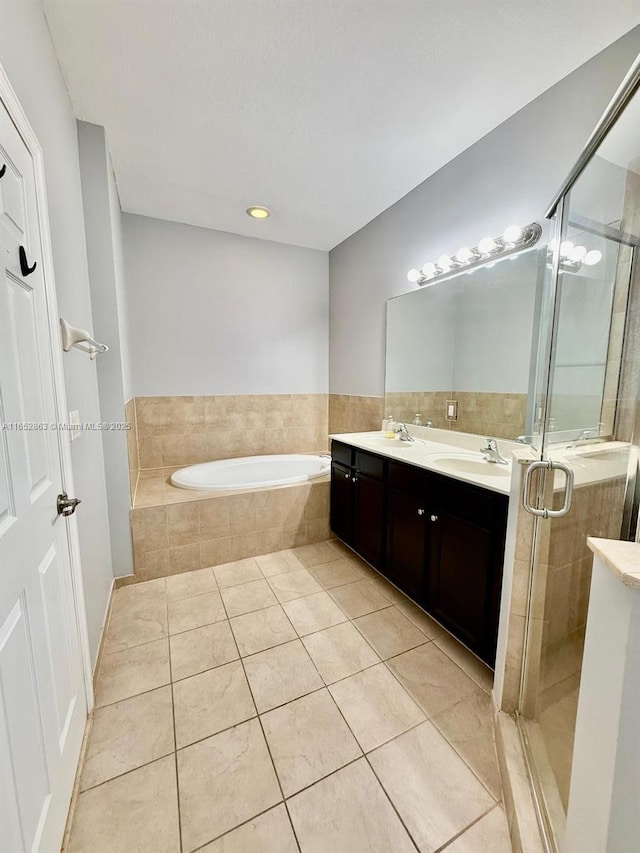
[330, 463, 353, 544]
[428, 510, 494, 662]
[353, 472, 385, 569]
[386, 488, 427, 601]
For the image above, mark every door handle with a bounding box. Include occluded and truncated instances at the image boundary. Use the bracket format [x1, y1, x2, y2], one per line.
[57, 492, 81, 517]
[522, 459, 574, 519]
[19, 246, 37, 277]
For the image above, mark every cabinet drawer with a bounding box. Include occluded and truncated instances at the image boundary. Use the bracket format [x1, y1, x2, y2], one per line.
[388, 460, 429, 500]
[331, 440, 353, 468]
[355, 450, 385, 480]
[431, 473, 504, 527]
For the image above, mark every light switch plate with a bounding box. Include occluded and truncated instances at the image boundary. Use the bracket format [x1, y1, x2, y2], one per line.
[69, 410, 81, 441]
[446, 400, 458, 421]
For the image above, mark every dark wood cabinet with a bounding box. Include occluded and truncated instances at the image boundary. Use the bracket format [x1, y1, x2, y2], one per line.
[386, 488, 428, 601]
[330, 439, 508, 666]
[329, 442, 385, 570]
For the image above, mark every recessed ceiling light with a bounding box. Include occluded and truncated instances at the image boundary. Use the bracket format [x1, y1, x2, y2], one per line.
[246, 206, 271, 219]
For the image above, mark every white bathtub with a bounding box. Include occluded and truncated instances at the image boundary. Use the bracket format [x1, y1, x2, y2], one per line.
[170, 453, 331, 491]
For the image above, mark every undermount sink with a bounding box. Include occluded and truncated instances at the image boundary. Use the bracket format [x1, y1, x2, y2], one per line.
[427, 453, 512, 478]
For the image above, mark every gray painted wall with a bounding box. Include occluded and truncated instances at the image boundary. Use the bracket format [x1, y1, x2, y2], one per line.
[122, 214, 329, 397]
[329, 26, 640, 397]
[77, 121, 133, 577]
[0, 0, 115, 663]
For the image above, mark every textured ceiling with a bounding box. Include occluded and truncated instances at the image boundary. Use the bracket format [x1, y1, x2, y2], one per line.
[43, 1, 639, 250]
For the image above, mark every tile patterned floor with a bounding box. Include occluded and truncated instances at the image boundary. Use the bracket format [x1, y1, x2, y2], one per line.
[64, 539, 512, 853]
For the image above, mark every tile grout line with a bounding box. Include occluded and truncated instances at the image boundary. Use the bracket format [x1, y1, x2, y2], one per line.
[165, 588, 185, 853]
[218, 582, 303, 853]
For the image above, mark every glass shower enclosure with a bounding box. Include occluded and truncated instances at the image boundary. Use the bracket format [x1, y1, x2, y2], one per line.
[517, 54, 640, 850]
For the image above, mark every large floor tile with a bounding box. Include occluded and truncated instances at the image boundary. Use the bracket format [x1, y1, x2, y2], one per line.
[214, 558, 263, 589]
[328, 579, 391, 619]
[294, 541, 342, 568]
[177, 718, 281, 852]
[173, 660, 256, 748]
[354, 606, 428, 659]
[395, 599, 448, 639]
[443, 805, 511, 852]
[262, 689, 361, 796]
[80, 686, 174, 791]
[166, 568, 217, 601]
[104, 596, 168, 654]
[221, 579, 278, 617]
[368, 721, 495, 852]
[287, 758, 415, 853]
[198, 805, 298, 852]
[369, 576, 412, 606]
[302, 622, 379, 684]
[329, 663, 424, 751]
[434, 634, 494, 693]
[230, 604, 296, 656]
[387, 642, 479, 718]
[267, 568, 322, 602]
[282, 590, 347, 636]
[168, 591, 226, 634]
[256, 549, 305, 577]
[95, 638, 170, 707]
[432, 688, 501, 798]
[170, 620, 238, 681]
[309, 558, 364, 589]
[243, 639, 323, 712]
[68, 756, 180, 853]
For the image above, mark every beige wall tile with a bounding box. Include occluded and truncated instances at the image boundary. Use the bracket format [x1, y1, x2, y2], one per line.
[169, 543, 202, 574]
[255, 489, 283, 530]
[167, 503, 200, 547]
[201, 537, 232, 567]
[198, 498, 231, 540]
[228, 493, 257, 535]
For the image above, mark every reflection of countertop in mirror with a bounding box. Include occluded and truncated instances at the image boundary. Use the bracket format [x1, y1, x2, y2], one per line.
[329, 428, 519, 495]
[512, 441, 633, 490]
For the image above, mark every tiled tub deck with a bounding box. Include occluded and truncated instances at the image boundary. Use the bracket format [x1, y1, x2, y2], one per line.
[64, 539, 512, 852]
[130, 472, 331, 581]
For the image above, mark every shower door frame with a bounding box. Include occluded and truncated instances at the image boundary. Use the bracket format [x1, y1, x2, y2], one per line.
[515, 51, 640, 853]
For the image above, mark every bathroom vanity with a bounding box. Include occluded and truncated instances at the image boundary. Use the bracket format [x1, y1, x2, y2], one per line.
[330, 433, 509, 666]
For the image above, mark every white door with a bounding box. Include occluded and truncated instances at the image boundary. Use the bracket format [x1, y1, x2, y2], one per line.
[0, 96, 88, 851]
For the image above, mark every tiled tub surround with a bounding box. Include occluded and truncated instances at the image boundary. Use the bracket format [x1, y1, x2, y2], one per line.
[328, 393, 385, 435]
[385, 391, 528, 440]
[129, 394, 329, 471]
[65, 539, 512, 853]
[131, 480, 331, 580]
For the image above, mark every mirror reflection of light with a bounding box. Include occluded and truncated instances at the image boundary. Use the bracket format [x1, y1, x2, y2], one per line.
[583, 249, 603, 266]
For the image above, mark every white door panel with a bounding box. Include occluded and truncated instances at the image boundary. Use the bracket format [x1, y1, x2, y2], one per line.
[0, 89, 87, 852]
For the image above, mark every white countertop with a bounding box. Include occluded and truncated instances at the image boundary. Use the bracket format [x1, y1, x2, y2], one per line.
[329, 429, 514, 495]
[588, 537, 640, 591]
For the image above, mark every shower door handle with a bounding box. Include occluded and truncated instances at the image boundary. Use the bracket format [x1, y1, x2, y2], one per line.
[522, 459, 574, 519]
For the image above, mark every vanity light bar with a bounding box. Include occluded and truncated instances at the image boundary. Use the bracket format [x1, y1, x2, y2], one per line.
[407, 222, 543, 286]
[553, 240, 603, 272]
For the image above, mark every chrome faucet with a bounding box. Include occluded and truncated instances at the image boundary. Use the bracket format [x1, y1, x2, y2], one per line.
[568, 429, 594, 449]
[480, 438, 508, 464]
[394, 423, 415, 442]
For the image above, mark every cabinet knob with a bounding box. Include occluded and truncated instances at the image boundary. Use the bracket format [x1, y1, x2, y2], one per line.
[430, 514, 439, 522]
[417, 508, 425, 516]
[344, 472, 350, 479]
[352, 476, 357, 483]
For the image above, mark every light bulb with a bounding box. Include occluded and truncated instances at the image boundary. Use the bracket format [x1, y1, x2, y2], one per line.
[246, 206, 271, 219]
[407, 268, 421, 282]
[503, 225, 523, 244]
[478, 237, 496, 254]
[560, 240, 574, 256]
[456, 247, 473, 263]
[583, 249, 602, 266]
[437, 255, 452, 270]
[421, 262, 436, 277]
[568, 245, 587, 262]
